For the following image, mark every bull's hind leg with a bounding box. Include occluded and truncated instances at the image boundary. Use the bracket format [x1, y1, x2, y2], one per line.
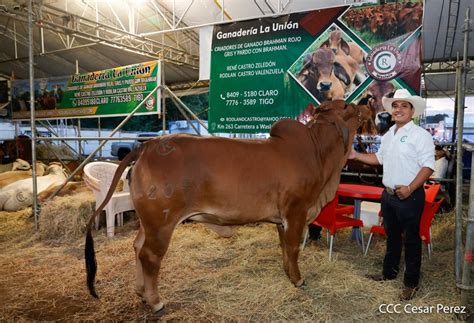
[134, 223, 145, 299]
[140, 225, 174, 313]
[281, 213, 306, 287]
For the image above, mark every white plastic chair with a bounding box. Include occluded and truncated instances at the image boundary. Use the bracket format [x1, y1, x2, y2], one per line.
[84, 161, 134, 237]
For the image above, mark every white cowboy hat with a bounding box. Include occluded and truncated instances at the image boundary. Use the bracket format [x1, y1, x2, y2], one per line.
[382, 88, 426, 117]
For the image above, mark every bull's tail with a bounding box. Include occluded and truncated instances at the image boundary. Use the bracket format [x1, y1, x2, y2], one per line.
[85, 230, 98, 298]
[85, 147, 141, 298]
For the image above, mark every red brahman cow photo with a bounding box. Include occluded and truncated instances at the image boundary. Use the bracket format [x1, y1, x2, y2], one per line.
[357, 80, 396, 135]
[84, 100, 372, 313]
[296, 48, 346, 102]
[292, 27, 367, 104]
[342, 1, 423, 44]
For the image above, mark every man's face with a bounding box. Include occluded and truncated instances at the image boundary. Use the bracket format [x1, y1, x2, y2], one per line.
[435, 149, 445, 159]
[391, 100, 414, 125]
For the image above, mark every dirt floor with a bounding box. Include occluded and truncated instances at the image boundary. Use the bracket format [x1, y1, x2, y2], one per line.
[0, 207, 472, 321]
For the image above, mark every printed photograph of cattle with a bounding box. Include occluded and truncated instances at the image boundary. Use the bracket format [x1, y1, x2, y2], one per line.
[288, 25, 368, 104]
[341, 0, 423, 46]
[356, 79, 399, 135]
[11, 78, 66, 112]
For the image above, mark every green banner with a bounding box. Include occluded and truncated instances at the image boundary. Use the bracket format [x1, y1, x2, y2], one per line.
[11, 60, 161, 120]
[209, 1, 423, 133]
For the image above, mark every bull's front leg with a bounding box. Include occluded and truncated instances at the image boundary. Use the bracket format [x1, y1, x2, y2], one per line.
[280, 212, 306, 287]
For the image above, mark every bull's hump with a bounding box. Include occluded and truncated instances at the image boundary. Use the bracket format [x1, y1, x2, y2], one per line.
[270, 119, 308, 140]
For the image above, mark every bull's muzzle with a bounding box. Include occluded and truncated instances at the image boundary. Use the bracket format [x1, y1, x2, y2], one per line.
[319, 82, 332, 92]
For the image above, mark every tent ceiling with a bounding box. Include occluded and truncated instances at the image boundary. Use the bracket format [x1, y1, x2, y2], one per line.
[0, 0, 472, 96]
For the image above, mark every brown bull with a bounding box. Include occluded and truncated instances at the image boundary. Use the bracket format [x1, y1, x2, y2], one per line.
[322, 29, 365, 65]
[85, 101, 371, 312]
[297, 48, 345, 102]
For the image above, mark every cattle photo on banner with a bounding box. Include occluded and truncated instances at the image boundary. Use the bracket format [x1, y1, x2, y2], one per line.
[208, 1, 423, 134]
[10, 60, 161, 120]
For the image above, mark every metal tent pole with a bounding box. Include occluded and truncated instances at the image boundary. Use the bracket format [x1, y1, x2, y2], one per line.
[164, 86, 210, 132]
[461, 144, 474, 312]
[455, 7, 470, 284]
[98, 117, 102, 159]
[28, 0, 39, 229]
[78, 119, 83, 159]
[459, 8, 473, 311]
[455, 60, 464, 283]
[451, 53, 459, 147]
[161, 61, 166, 134]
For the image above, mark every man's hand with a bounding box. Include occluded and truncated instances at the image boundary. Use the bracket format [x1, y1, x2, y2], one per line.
[395, 185, 411, 200]
[349, 150, 380, 166]
[348, 149, 357, 160]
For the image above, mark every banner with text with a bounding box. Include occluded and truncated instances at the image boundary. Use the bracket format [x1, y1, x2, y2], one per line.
[11, 60, 161, 120]
[209, 1, 423, 133]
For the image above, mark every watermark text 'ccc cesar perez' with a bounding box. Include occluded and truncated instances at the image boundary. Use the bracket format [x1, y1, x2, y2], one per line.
[379, 303, 467, 314]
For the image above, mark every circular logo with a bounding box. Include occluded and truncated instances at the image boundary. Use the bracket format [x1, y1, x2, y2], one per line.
[145, 97, 155, 111]
[365, 44, 403, 81]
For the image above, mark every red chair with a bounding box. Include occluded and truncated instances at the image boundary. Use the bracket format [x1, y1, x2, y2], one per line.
[424, 182, 441, 203]
[365, 198, 444, 258]
[364, 211, 384, 256]
[335, 203, 355, 216]
[420, 198, 444, 259]
[312, 194, 363, 260]
[365, 183, 441, 256]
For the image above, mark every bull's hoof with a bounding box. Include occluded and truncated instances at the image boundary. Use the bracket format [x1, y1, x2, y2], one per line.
[151, 302, 164, 313]
[135, 288, 145, 300]
[294, 278, 306, 288]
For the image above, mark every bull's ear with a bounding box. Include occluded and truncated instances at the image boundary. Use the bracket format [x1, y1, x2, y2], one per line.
[358, 94, 373, 106]
[334, 62, 350, 86]
[341, 39, 350, 55]
[299, 59, 312, 73]
[318, 101, 331, 112]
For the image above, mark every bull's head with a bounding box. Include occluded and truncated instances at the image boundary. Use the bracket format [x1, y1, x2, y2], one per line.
[366, 81, 395, 114]
[370, 13, 383, 34]
[321, 101, 373, 158]
[326, 29, 350, 55]
[317, 100, 371, 128]
[313, 47, 336, 92]
[357, 81, 395, 134]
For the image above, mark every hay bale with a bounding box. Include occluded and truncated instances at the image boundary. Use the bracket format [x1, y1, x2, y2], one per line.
[0, 208, 469, 321]
[36, 143, 75, 160]
[38, 191, 95, 241]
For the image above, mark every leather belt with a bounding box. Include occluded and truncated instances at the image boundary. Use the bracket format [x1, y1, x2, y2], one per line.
[385, 187, 396, 195]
